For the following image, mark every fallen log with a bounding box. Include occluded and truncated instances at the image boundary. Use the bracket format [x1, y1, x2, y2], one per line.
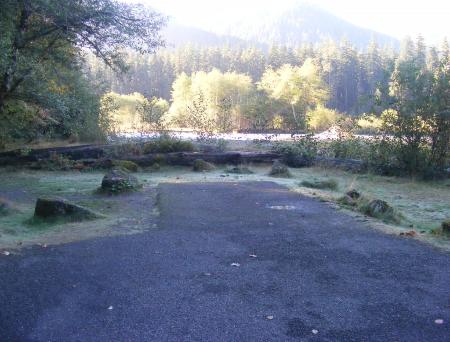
[126, 151, 281, 167]
[0, 144, 108, 165]
[0, 143, 369, 173]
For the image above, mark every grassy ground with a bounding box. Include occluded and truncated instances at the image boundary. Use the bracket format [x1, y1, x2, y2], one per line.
[0, 170, 158, 250]
[0, 165, 449, 252]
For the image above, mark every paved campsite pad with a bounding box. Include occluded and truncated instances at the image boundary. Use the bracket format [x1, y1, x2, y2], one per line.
[0, 181, 449, 341]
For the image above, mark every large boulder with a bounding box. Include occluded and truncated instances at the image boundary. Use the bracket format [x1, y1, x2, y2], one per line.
[34, 198, 100, 222]
[101, 169, 140, 194]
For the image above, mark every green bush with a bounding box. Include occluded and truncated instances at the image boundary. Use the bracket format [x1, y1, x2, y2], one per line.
[356, 114, 382, 134]
[113, 160, 139, 172]
[269, 161, 291, 178]
[307, 106, 341, 132]
[325, 137, 370, 160]
[143, 137, 195, 154]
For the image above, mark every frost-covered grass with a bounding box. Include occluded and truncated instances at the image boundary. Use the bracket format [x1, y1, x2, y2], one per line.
[0, 165, 448, 251]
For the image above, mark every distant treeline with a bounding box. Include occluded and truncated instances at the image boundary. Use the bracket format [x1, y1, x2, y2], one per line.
[87, 37, 443, 116]
[91, 37, 449, 134]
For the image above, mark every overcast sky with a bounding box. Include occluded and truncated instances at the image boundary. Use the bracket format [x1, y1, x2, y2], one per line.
[126, 0, 450, 44]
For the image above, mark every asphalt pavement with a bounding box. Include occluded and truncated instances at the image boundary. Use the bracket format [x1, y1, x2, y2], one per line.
[0, 181, 449, 341]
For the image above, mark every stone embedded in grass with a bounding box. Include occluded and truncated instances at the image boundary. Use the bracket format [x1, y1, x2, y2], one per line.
[338, 189, 361, 206]
[346, 189, 361, 200]
[101, 169, 141, 194]
[367, 199, 392, 215]
[193, 159, 215, 172]
[269, 160, 291, 178]
[301, 179, 338, 190]
[34, 198, 100, 222]
[362, 199, 397, 221]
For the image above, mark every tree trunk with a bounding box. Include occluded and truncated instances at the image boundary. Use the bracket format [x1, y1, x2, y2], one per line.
[291, 103, 298, 127]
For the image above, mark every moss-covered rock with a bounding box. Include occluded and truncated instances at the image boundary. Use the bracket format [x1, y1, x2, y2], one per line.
[34, 198, 100, 222]
[365, 199, 392, 216]
[360, 199, 400, 223]
[193, 159, 215, 172]
[100, 169, 141, 194]
[269, 160, 291, 178]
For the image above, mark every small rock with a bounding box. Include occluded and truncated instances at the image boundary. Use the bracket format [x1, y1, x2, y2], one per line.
[435, 319, 444, 324]
[346, 189, 361, 200]
[312, 329, 319, 335]
[366, 199, 393, 217]
[266, 315, 274, 320]
[34, 198, 101, 222]
[101, 169, 140, 194]
[108, 306, 114, 310]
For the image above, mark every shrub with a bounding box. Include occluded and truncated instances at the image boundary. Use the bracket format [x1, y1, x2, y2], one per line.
[269, 160, 291, 178]
[143, 137, 195, 154]
[325, 137, 370, 160]
[274, 135, 318, 167]
[300, 179, 338, 190]
[356, 114, 382, 134]
[307, 106, 341, 132]
[112, 160, 139, 172]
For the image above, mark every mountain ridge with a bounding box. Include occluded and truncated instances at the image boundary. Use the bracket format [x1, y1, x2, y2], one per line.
[162, 4, 399, 49]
